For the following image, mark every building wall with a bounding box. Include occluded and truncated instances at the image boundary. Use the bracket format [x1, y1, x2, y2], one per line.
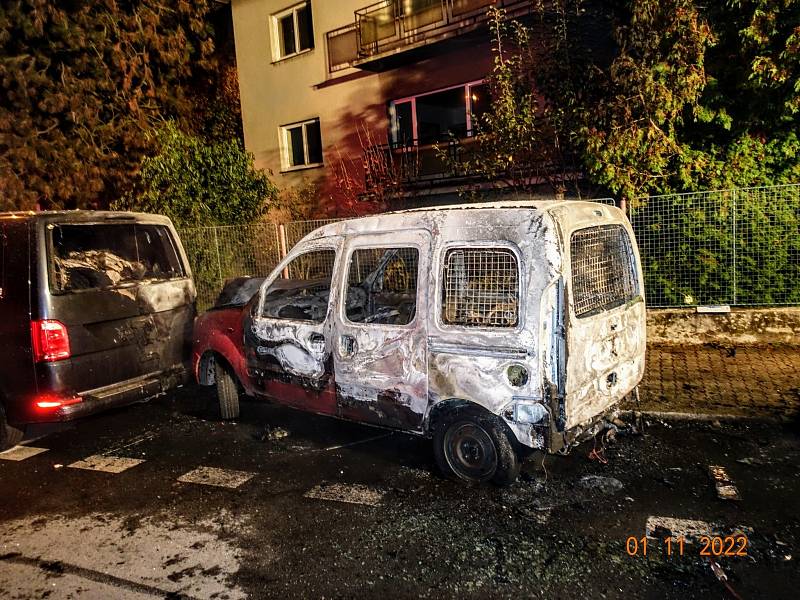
[230, 0, 493, 214]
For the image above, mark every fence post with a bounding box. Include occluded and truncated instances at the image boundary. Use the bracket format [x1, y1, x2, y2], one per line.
[212, 226, 224, 289]
[278, 223, 290, 279]
[732, 188, 737, 306]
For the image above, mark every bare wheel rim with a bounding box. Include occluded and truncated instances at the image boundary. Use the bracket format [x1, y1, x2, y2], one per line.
[443, 421, 497, 481]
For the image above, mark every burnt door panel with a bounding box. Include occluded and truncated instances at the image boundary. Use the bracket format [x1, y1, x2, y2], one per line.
[248, 244, 340, 415]
[564, 224, 646, 428]
[333, 232, 430, 432]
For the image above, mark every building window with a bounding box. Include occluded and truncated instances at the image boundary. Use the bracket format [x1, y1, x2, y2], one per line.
[441, 247, 519, 328]
[570, 225, 639, 318]
[390, 80, 489, 146]
[281, 118, 323, 169]
[273, 2, 314, 61]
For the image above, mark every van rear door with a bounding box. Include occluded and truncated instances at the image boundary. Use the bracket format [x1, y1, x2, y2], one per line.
[44, 219, 194, 395]
[563, 223, 646, 428]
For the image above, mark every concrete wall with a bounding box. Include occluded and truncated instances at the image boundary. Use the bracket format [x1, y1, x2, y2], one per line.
[647, 308, 800, 346]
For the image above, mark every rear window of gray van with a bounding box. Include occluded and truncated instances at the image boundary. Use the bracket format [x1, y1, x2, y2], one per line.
[50, 223, 185, 293]
[570, 224, 638, 317]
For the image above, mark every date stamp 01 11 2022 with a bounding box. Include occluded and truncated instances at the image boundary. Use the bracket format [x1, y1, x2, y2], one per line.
[625, 534, 749, 558]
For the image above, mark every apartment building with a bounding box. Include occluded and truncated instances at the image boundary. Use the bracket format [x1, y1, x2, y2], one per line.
[229, 0, 534, 213]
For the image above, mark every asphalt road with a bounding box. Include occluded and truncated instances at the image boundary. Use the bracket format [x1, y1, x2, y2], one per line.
[1, 387, 798, 599]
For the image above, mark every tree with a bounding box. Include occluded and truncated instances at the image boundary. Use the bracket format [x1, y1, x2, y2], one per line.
[113, 121, 276, 228]
[0, 0, 213, 211]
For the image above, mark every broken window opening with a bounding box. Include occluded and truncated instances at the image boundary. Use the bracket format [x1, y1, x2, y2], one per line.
[570, 225, 639, 318]
[441, 247, 519, 328]
[51, 224, 185, 293]
[261, 249, 337, 322]
[345, 247, 419, 326]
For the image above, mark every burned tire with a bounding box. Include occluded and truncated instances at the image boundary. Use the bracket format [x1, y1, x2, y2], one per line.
[433, 410, 521, 486]
[214, 360, 240, 420]
[0, 404, 24, 451]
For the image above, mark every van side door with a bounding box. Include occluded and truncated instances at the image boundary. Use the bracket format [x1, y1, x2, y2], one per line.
[333, 231, 430, 431]
[563, 223, 645, 428]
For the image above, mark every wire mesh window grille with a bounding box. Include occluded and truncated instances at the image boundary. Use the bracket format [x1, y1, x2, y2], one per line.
[442, 248, 519, 327]
[346, 247, 419, 325]
[570, 225, 638, 317]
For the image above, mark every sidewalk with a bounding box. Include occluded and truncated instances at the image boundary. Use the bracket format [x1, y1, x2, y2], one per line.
[622, 344, 800, 419]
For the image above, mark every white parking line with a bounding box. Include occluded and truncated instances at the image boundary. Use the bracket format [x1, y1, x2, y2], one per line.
[177, 466, 256, 489]
[0, 445, 49, 461]
[304, 483, 385, 507]
[68, 455, 146, 474]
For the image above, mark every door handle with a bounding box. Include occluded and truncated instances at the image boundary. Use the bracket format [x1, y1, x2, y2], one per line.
[308, 332, 325, 351]
[340, 334, 357, 357]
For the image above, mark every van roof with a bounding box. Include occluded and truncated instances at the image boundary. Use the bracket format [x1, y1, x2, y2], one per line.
[304, 198, 620, 242]
[0, 210, 174, 226]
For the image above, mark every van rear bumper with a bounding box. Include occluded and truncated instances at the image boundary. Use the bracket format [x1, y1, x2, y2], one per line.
[51, 367, 188, 421]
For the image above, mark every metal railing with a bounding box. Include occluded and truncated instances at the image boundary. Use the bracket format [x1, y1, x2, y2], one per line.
[354, 0, 529, 60]
[179, 184, 800, 311]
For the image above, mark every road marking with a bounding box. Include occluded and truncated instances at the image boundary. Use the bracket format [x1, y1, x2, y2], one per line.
[646, 516, 716, 541]
[304, 482, 385, 507]
[177, 466, 256, 489]
[0, 445, 48, 461]
[68, 455, 145, 473]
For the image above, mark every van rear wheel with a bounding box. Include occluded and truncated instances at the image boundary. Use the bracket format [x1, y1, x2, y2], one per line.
[214, 360, 240, 420]
[433, 411, 520, 486]
[0, 405, 24, 451]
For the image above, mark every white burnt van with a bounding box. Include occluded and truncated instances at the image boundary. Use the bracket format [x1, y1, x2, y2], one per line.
[239, 200, 645, 485]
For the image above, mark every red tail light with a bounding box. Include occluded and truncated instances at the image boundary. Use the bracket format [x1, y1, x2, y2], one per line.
[30, 320, 71, 362]
[35, 393, 82, 411]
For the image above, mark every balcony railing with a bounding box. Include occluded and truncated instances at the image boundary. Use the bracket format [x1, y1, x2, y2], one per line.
[354, 0, 528, 62]
[363, 136, 480, 192]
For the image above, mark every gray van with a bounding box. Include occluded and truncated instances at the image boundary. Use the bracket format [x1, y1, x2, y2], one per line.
[241, 200, 646, 485]
[0, 211, 195, 449]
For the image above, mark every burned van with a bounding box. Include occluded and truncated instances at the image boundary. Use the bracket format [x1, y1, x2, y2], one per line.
[241, 201, 645, 485]
[0, 211, 195, 449]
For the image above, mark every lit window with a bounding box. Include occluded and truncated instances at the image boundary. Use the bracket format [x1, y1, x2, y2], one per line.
[273, 2, 314, 61]
[281, 118, 323, 169]
[390, 80, 489, 146]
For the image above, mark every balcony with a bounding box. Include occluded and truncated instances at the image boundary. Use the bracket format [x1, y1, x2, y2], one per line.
[363, 136, 482, 196]
[351, 0, 533, 71]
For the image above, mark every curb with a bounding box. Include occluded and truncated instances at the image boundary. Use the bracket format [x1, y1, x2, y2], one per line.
[618, 409, 786, 424]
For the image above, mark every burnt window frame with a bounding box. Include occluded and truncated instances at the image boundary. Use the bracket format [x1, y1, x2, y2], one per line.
[340, 243, 422, 329]
[256, 243, 340, 325]
[436, 242, 523, 331]
[45, 221, 188, 296]
[569, 224, 640, 319]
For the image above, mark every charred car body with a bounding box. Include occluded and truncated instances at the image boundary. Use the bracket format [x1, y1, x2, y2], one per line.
[0, 211, 195, 449]
[212, 201, 645, 484]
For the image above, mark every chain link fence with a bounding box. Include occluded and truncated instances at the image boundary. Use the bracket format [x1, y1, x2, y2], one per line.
[180, 219, 343, 310]
[180, 184, 800, 311]
[630, 184, 800, 307]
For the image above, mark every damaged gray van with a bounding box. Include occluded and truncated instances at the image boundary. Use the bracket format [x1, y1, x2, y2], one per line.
[0, 211, 195, 449]
[243, 201, 645, 485]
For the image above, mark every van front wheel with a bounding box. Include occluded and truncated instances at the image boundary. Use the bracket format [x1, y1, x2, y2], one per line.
[434, 412, 520, 486]
[214, 360, 240, 420]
